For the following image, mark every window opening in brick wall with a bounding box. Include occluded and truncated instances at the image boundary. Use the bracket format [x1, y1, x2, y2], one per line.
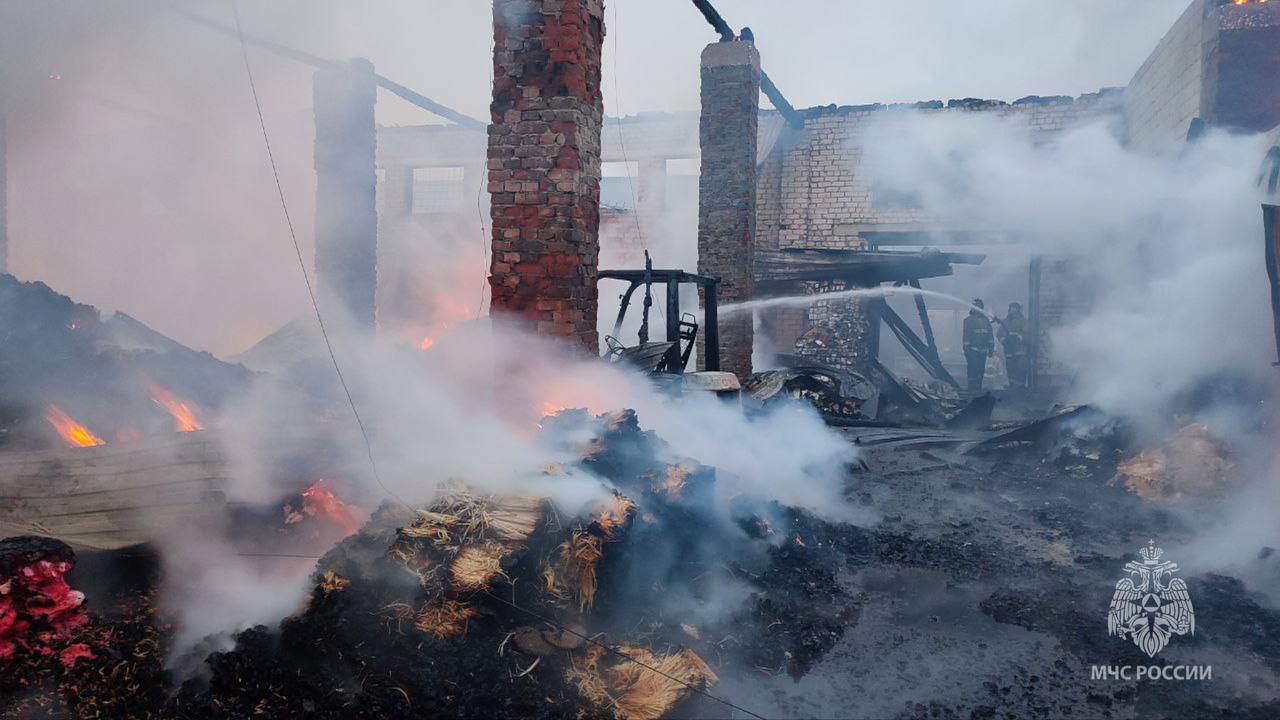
[412, 166, 467, 214]
[600, 160, 638, 213]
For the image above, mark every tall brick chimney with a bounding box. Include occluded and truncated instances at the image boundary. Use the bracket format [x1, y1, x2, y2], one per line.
[697, 41, 760, 378]
[314, 58, 378, 332]
[488, 0, 605, 354]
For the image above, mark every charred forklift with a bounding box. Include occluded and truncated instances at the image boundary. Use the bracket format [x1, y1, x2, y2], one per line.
[599, 252, 740, 397]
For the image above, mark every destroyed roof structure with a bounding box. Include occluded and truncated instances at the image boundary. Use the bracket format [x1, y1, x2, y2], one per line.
[3, 0, 1280, 718]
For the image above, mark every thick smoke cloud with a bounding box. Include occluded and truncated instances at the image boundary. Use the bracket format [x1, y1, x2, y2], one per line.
[861, 111, 1274, 427]
[0, 0, 1190, 357]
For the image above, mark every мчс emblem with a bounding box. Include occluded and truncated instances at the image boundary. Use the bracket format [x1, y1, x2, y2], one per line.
[1107, 540, 1195, 658]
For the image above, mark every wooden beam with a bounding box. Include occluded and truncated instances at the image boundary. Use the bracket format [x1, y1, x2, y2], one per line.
[0, 432, 226, 549]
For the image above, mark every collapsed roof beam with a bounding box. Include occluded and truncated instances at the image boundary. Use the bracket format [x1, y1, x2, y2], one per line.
[690, 0, 803, 129]
[172, 7, 487, 132]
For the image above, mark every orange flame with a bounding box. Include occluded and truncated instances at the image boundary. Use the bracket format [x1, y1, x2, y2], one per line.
[44, 405, 106, 447]
[301, 480, 362, 537]
[146, 381, 204, 432]
[417, 293, 478, 351]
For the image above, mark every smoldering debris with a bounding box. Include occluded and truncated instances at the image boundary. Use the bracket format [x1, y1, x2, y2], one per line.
[0, 409, 857, 719]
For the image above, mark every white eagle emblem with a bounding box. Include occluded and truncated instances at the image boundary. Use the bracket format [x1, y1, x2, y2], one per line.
[1107, 540, 1195, 657]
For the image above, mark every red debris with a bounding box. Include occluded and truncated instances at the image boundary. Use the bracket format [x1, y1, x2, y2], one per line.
[0, 538, 89, 662]
[58, 642, 95, 667]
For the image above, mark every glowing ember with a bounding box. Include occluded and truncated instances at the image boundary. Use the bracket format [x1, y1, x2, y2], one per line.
[146, 381, 204, 432]
[416, 293, 478, 351]
[301, 480, 362, 537]
[43, 405, 105, 447]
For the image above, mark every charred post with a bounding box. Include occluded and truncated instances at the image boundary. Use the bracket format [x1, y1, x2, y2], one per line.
[696, 40, 759, 377]
[487, 0, 606, 354]
[313, 58, 378, 333]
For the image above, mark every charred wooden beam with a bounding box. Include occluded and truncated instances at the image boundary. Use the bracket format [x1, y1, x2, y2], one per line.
[0, 432, 227, 550]
[755, 248, 984, 291]
[689, 0, 803, 129]
[873, 298, 961, 390]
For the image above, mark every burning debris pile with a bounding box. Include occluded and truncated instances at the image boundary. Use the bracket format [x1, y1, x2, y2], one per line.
[1111, 423, 1234, 502]
[0, 274, 255, 451]
[0, 409, 855, 719]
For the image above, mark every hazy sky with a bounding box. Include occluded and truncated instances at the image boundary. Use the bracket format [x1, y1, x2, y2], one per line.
[245, 0, 1192, 125]
[0, 0, 1195, 354]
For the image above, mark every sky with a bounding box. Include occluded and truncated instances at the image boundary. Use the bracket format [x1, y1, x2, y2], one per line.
[251, 0, 1193, 125]
[0, 0, 1195, 355]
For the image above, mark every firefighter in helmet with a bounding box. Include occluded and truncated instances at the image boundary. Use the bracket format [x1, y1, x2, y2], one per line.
[998, 301, 1028, 388]
[962, 299, 994, 394]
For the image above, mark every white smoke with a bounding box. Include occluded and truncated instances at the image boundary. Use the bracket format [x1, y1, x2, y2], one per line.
[861, 110, 1274, 426]
[156, 317, 863, 658]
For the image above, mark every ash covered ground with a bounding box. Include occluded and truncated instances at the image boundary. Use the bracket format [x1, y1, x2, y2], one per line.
[719, 409, 1280, 720]
[5, 395, 1280, 719]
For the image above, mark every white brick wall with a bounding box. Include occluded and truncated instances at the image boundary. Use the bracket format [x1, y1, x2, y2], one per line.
[1123, 0, 1208, 155]
[758, 96, 1118, 250]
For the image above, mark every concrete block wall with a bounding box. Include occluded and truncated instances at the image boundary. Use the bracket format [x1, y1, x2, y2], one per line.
[1123, 0, 1209, 155]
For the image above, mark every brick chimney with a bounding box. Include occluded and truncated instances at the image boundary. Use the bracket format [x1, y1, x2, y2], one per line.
[314, 58, 378, 332]
[697, 41, 760, 378]
[488, 0, 606, 354]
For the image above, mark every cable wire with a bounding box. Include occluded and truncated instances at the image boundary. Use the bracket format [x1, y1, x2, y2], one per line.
[478, 588, 766, 720]
[230, 0, 408, 512]
[226, 555, 766, 718]
[232, 7, 761, 718]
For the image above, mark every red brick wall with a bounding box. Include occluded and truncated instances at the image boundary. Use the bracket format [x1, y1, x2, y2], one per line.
[488, 0, 605, 354]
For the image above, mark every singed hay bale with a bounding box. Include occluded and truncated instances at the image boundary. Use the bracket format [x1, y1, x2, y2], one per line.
[413, 600, 478, 640]
[544, 530, 604, 610]
[567, 646, 613, 708]
[402, 491, 548, 548]
[317, 571, 349, 595]
[590, 494, 636, 540]
[568, 645, 719, 720]
[449, 541, 514, 592]
[608, 647, 719, 720]
[657, 464, 693, 501]
[391, 490, 550, 594]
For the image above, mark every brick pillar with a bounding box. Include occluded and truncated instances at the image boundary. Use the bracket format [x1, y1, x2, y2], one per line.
[697, 41, 760, 377]
[488, 0, 605, 354]
[314, 58, 378, 332]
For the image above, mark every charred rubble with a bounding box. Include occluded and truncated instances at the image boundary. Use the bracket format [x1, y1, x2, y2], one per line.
[0, 408, 857, 720]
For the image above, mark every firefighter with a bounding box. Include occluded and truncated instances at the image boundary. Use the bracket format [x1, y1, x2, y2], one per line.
[998, 301, 1028, 388]
[962, 299, 994, 394]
